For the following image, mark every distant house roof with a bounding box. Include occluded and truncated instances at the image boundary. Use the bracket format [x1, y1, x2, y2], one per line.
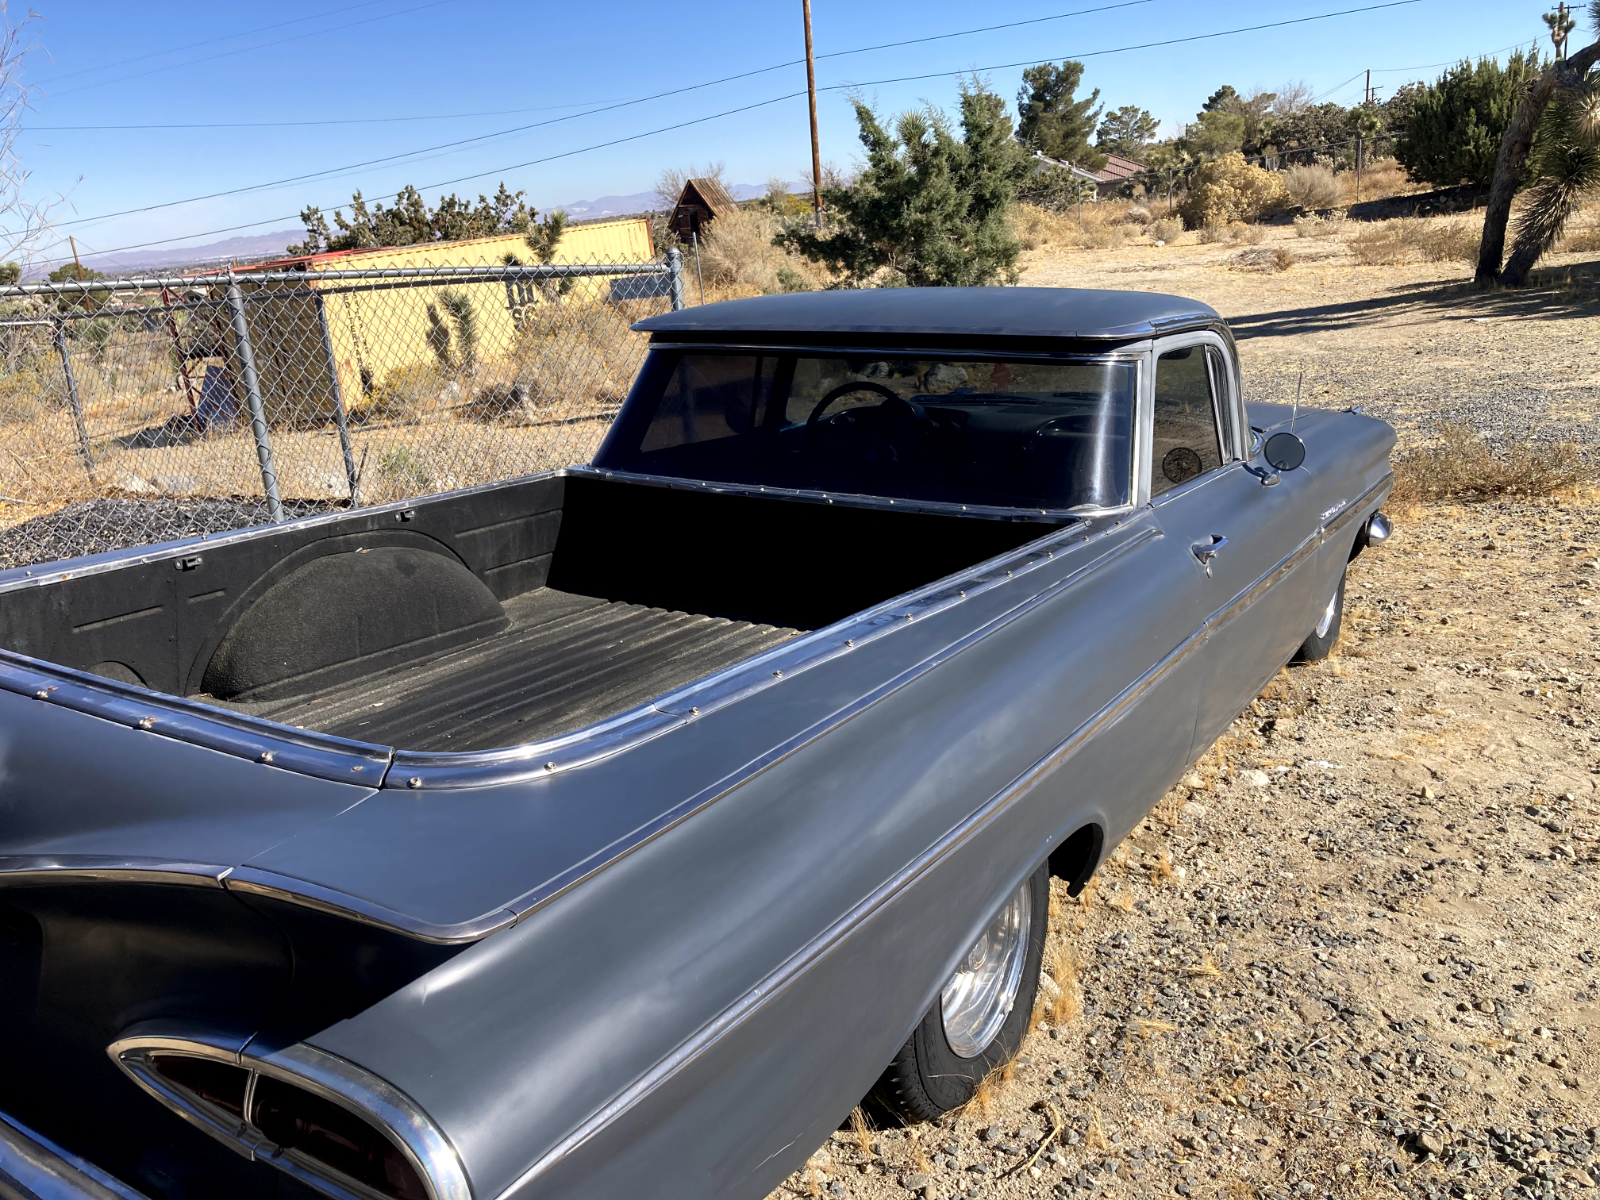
[1030, 151, 1148, 188]
[1094, 153, 1147, 184]
[668, 178, 740, 241]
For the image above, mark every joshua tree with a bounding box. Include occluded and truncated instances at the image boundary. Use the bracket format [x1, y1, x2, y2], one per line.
[1500, 69, 1600, 284]
[1547, 4, 1578, 58]
[1476, 3, 1600, 286]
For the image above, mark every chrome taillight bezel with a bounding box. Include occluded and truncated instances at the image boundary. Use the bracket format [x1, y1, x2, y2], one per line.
[109, 1031, 471, 1200]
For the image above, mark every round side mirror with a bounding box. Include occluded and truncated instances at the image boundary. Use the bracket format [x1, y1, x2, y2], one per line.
[1263, 431, 1306, 472]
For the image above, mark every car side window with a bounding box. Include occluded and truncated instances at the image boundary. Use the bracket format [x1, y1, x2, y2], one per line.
[1151, 346, 1224, 496]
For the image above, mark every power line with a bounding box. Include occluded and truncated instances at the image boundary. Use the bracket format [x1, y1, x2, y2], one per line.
[25, 0, 1431, 265]
[42, 0, 456, 98]
[31, 0, 400, 86]
[24, 0, 1153, 133]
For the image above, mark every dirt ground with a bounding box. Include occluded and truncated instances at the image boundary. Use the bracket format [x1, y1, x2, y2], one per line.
[771, 228, 1600, 1200]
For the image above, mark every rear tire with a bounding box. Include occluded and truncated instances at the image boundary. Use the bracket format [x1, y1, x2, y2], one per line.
[869, 863, 1049, 1122]
[1293, 571, 1345, 663]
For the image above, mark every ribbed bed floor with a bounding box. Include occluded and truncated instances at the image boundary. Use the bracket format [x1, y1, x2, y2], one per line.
[233, 588, 802, 752]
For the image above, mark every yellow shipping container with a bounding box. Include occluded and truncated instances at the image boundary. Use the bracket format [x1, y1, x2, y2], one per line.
[227, 218, 654, 424]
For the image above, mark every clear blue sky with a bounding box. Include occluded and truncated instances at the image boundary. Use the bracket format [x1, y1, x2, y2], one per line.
[13, 0, 1558, 267]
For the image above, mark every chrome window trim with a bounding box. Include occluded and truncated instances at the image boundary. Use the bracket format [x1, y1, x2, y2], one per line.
[0, 1107, 152, 1200]
[1146, 331, 1238, 501]
[108, 1032, 472, 1200]
[494, 468, 1395, 1197]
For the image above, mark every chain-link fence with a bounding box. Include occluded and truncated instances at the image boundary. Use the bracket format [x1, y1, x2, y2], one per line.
[0, 250, 684, 569]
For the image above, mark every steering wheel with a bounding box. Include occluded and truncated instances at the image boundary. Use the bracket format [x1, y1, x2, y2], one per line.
[803, 380, 926, 466]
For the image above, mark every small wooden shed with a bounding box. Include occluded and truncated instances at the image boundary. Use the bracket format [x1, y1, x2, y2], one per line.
[668, 178, 739, 242]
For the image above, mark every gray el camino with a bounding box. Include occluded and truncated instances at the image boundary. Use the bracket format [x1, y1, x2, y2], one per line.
[0, 288, 1393, 1200]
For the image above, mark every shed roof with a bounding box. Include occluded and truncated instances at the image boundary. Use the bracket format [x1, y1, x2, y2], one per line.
[677, 177, 739, 217]
[634, 287, 1219, 341]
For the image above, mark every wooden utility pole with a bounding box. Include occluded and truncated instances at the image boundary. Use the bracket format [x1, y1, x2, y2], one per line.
[802, 0, 824, 227]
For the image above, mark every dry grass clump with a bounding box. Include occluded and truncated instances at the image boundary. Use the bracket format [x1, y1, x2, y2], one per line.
[1343, 156, 1415, 204]
[1391, 422, 1594, 502]
[1148, 216, 1182, 243]
[1349, 216, 1481, 265]
[1282, 164, 1342, 211]
[697, 207, 823, 297]
[1014, 201, 1144, 251]
[1293, 213, 1345, 239]
[1554, 203, 1600, 253]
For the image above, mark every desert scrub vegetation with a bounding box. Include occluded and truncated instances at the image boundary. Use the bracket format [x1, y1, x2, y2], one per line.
[1348, 215, 1481, 264]
[697, 207, 824, 298]
[1554, 201, 1600, 253]
[1177, 152, 1288, 228]
[1390, 422, 1593, 502]
[1013, 201, 1146, 251]
[1293, 212, 1346, 238]
[1282, 163, 1342, 211]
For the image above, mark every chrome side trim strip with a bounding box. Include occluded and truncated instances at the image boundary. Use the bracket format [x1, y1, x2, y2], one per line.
[108, 1033, 473, 1200]
[0, 654, 391, 786]
[0, 1108, 150, 1200]
[224, 868, 513, 946]
[0, 857, 231, 889]
[1322, 473, 1394, 541]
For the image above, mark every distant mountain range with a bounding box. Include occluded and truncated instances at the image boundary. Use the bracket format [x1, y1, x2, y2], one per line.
[52, 182, 783, 279]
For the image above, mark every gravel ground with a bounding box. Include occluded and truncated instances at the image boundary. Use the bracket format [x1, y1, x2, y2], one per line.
[771, 235, 1600, 1200]
[0, 497, 340, 570]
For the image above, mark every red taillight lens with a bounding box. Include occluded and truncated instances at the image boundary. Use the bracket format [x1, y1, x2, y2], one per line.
[150, 1054, 247, 1118]
[250, 1075, 428, 1200]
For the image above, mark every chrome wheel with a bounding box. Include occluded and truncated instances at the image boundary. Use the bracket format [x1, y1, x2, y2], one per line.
[940, 882, 1032, 1058]
[1314, 590, 1338, 639]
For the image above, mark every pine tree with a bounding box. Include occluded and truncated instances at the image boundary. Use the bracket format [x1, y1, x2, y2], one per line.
[1016, 61, 1107, 170]
[288, 183, 539, 255]
[1096, 106, 1159, 159]
[1396, 50, 1545, 187]
[777, 81, 1032, 287]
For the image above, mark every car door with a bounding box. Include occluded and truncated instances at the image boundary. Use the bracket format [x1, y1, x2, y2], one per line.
[1143, 332, 1321, 758]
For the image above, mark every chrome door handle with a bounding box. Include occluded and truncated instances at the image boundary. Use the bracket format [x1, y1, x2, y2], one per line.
[1192, 535, 1227, 575]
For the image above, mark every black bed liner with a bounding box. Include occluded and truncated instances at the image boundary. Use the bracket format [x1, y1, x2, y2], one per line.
[227, 587, 799, 752]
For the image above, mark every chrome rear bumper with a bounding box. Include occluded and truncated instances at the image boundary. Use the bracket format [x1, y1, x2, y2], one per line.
[0, 1112, 147, 1200]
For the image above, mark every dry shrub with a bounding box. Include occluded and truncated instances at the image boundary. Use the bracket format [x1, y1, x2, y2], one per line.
[698, 207, 822, 296]
[1148, 217, 1182, 243]
[1391, 422, 1593, 502]
[498, 303, 643, 419]
[364, 360, 450, 420]
[1233, 223, 1266, 245]
[1272, 246, 1296, 271]
[1347, 156, 1413, 204]
[1178, 152, 1288, 229]
[1293, 213, 1344, 239]
[1349, 216, 1480, 265]
[1014, 201, 1143, 251]
[1120, 204, 1152, 225]
[1283, 163, 1342, 211]
[1197, 223, 1229, 244]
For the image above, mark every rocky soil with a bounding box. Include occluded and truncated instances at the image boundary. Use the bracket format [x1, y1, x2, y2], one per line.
[771, 238, 1600, 1200]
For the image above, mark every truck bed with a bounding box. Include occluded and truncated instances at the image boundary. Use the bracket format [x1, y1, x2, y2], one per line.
[0, 473, 1050, 754]
[228, 588, 799, 752]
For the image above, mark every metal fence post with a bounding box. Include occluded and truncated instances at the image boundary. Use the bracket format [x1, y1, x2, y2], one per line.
[51, 317, 96, 483]
[224, 271, 285, 524]
[667, 248, 685, 311]
[314, 291, 361, 506]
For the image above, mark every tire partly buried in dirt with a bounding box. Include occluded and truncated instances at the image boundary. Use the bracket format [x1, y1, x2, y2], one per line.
[1293, 570, 1346, 663]
[870, 862, 1049, 1121]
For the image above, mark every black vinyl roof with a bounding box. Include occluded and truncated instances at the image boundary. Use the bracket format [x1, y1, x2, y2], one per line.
[633, 287, 1220, 342]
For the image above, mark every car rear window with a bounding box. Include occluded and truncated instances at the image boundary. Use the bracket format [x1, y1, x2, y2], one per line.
[596, 350, 1136, 512]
